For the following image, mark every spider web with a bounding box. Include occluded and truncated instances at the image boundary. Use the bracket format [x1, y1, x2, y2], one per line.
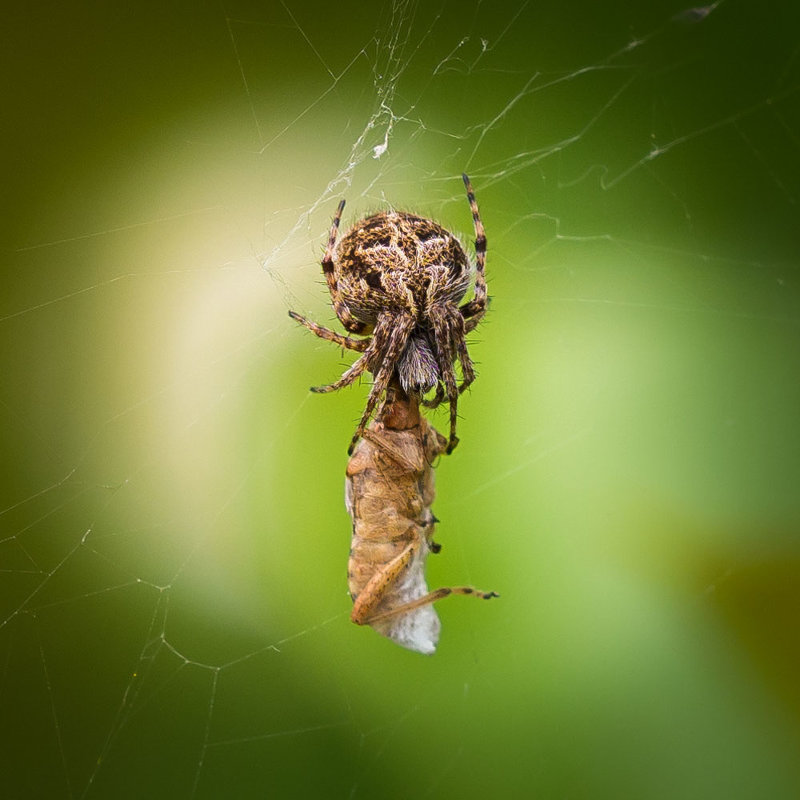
[3, 0, 800, 797]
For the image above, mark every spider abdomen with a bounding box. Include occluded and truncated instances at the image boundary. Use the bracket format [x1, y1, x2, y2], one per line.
[334, 211, 471, 323]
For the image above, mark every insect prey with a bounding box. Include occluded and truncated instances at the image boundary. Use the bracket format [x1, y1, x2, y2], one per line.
[346, 380, 498, 654]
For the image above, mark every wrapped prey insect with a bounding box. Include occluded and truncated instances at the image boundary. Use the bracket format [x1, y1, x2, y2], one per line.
[345, 380, 498, 654]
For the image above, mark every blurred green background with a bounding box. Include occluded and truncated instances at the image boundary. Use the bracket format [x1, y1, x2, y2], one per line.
[2, 1, 800, 797]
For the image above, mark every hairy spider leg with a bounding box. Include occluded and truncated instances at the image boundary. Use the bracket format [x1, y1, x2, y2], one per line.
[421, 383, 446, 409]
[310, 356, 370, 394]
[423, 306, 476, 408]
[321, 199, 370, 335]
[459, 174, 488, 333]
[287, 310, 368, 351]
[310, 320, 390, 394]
[346, 313, 416, 454]
[422, 371, 475, 409]
[424, 176, 486, 406]
[429, 307, 461, 453]
[450, 307, 476, 393]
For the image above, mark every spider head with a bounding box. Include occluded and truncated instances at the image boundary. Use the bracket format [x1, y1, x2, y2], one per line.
[398, 330, 439, 395]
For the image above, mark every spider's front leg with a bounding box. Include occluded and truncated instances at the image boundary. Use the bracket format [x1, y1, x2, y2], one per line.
[320, 199, 371, 336]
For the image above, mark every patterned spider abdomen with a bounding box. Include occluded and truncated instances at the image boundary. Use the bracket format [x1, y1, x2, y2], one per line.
[333, 212, 472, 325]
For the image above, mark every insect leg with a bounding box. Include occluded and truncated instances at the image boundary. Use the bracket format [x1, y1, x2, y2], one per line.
[351, 522, 498, 627]
[350, 539, 420, 625]
[364, 585, 499, 624]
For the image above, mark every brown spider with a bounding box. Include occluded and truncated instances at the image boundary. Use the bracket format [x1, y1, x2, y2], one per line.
[289, 174, 487, 455]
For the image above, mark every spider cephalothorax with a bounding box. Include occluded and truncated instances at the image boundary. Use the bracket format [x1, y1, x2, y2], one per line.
[289, 174, 487, 454]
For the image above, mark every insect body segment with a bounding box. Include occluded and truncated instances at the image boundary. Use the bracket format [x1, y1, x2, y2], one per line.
[345, 384, 498, 655]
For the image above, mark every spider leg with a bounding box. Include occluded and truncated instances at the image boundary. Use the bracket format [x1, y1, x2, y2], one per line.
[463, 314, 483, 335]
[310, 354, 370, 394]
[458, 174, 488, 331]
[422, 310, 473, 405]
[451, 309, 476, 393]
[309, 308, 391, 395]
[321, 199, 370, 335]
[288, 311, 369, 352]
[430, 310, 460, 454]
[347, 362, 393, 455]
[421, 382, 445, 409]
[346, 314, 415, 455]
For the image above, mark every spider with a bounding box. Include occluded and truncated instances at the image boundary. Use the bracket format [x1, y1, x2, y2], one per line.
[289, 174, 487, 455]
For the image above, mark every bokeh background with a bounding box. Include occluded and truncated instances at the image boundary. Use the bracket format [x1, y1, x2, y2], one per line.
[3, 1, 800, 797]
